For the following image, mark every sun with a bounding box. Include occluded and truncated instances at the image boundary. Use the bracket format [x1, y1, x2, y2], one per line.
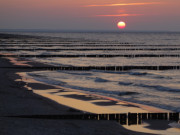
[117, 21, 126, 29]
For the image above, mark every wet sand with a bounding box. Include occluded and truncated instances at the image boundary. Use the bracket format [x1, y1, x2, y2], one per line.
[16, 71, 168, 114]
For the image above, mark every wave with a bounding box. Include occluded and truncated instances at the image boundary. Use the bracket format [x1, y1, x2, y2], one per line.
[129, 72, 148, 76]
[118, 82, 133, 86]
[62, 72, 93, 76]
[94, 77, 109, 83]
[136, 84, 180, 93]
[118, 92, 139, 96]
[28, 73, 67, 86]
[93, 70, 172, 81]
[118, 81, 180, 93]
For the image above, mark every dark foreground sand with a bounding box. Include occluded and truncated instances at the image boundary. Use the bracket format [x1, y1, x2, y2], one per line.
[0, 57, 160, 135]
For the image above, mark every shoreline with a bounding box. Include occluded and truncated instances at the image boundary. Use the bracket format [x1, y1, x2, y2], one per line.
[6, 56, 169, 114]
[0, 56, 162, 135]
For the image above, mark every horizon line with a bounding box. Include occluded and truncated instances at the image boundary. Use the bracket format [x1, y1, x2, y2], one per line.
[0, 29, 179, 33]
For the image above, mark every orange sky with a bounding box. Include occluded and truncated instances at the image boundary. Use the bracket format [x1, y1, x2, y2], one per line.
[0, 0, 180, 31]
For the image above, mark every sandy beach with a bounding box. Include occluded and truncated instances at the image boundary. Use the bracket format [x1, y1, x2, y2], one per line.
[0, 57, 165, 135]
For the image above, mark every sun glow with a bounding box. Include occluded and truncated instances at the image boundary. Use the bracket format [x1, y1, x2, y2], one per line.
[117, 21, 126, 29]
[86, 2, 160, 7]
[97, 14, 142, 17]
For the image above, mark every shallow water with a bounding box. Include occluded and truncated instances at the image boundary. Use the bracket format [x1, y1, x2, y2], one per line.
[28, 69, 180, 112]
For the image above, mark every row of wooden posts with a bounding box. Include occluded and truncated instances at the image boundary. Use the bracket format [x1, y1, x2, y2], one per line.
[9, 113, 180, 125]
[1, 48, 180, 51]
[1, 54, 180, 57]
[3, 66, 180, 71]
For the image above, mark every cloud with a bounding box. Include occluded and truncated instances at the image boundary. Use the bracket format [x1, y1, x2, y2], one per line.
[96, 14, 143, 17]
[86, 2, 160, 7]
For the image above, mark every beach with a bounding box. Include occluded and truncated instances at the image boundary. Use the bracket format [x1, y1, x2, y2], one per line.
[0, 33, 180, 135]
[0, 57, 161, 135]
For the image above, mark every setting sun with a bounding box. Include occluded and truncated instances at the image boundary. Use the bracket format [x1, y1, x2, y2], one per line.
[117, 21, 126, 29]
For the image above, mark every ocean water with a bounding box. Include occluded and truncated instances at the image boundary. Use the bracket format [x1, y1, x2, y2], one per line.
[1, 32, 180, 112]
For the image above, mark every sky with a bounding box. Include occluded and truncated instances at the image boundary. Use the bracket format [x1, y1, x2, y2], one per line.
[0, 0, 180, 31]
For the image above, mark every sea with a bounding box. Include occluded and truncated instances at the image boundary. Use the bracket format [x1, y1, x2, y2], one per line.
[1, 31, 180, 112]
